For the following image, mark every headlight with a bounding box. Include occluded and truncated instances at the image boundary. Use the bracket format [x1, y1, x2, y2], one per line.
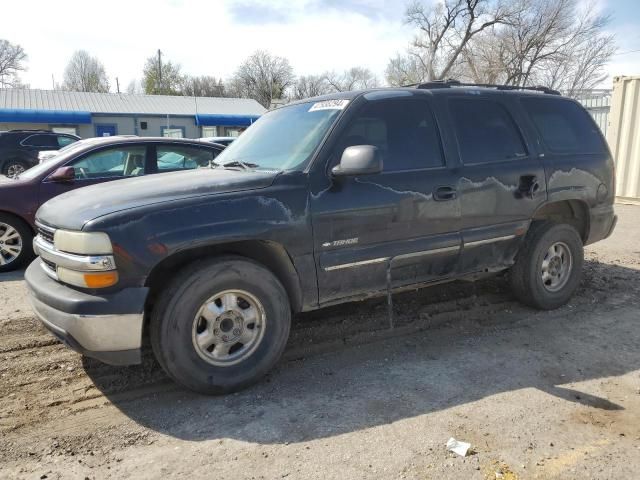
[54, 230, 113, 255]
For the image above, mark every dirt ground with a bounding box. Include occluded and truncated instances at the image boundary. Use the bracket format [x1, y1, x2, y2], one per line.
[1, 205, 639, 480]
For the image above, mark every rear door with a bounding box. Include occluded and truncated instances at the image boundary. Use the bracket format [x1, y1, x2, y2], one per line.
[20, 134, 59, 161]
[150, 143, 220, 173]
[446, 94, 547, 273]
[310, 94, 462, 304]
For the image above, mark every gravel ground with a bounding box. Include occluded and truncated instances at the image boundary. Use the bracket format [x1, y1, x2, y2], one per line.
[1, 205, 639, 480]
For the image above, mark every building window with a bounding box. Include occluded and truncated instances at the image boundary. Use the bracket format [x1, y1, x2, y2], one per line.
[201, 126, 217, 137]
[225, 128, 244, 137]
[161, 127, 185, 138]
[51, 126, 78, 136]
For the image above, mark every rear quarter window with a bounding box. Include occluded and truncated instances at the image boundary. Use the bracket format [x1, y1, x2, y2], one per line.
[521, 97, 606, 154]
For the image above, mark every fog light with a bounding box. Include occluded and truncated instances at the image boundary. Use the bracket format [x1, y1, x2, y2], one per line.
[57, 267, 118, 288]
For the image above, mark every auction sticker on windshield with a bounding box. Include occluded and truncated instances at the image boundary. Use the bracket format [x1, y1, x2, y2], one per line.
[309, 99, 350, 112]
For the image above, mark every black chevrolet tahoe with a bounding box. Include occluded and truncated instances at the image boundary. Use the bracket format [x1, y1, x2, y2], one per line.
[25, 82, 617, 394]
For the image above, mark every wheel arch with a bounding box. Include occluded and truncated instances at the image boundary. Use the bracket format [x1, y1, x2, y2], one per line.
[532, 199, 590, 243]
[0, 210, 35, 235]
[144, 240, 304, 314]
[0, 154, 30, 171]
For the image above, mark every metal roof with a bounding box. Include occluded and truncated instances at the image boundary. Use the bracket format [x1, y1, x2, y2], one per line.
[0, 88, 266, 117]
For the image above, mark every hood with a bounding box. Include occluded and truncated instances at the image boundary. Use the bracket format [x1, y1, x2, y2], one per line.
[37, 168, 279, 230]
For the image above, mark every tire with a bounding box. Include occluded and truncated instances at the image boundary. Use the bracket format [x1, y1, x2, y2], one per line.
[2, 159, 29, 178]
[150, 256, 291, 394]
[0, 213, 34, 273]
[510, 222, 584, 310]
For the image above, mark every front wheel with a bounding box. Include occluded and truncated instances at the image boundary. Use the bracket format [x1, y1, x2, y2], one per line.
[0, 214, 34, 272]
[510, 222, 584, 310]
[150, 256, 291, 394]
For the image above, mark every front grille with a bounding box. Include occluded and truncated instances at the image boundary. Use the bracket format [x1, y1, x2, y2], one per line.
[37, 225, 55, 244]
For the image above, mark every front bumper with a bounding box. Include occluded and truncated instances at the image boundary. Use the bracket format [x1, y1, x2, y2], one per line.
[25, 259, 148, 365]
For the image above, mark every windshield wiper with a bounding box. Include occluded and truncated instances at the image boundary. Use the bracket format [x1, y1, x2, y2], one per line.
[213, 160, 259, 171]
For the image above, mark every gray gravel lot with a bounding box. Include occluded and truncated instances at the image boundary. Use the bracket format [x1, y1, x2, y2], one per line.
[1, 205, 639, 480]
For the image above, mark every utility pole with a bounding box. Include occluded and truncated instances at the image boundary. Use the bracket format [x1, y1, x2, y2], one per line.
[116, 77, 120, 94]
[157, 49, 163, 94]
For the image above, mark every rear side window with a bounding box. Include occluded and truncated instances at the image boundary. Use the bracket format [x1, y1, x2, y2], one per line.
[337, 98, 444, 171]
[22, 134, 58, 148]
[156, 145, 217, 171]
[521, 98, 606, 154]
[449, 98, 527, 164]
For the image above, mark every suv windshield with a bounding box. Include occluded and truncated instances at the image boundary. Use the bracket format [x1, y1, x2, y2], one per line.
[214, 100, 346, 171]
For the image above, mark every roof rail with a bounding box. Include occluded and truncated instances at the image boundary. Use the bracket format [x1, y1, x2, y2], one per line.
[7, 129, 52, 133]
[408, 79, 561, 95]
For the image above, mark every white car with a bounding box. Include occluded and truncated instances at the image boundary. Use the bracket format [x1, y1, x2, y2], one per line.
[38, 150, 61, 163]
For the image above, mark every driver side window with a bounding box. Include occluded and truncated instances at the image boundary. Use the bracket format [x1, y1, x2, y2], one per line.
[335, 98, 444, 171]
[70, 146, 147, 179]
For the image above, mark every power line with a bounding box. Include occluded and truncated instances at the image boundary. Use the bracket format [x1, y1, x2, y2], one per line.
[613, 48, 640, 57]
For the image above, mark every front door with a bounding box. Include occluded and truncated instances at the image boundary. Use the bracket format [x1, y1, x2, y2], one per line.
[310, 95, 462, 305]
[39, 144, 149, 204]
[446, 95, 547, 273]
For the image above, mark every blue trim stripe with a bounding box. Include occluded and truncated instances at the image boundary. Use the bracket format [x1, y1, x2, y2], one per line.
[195, 113, 260, 127]
[0, 109, 92, 124]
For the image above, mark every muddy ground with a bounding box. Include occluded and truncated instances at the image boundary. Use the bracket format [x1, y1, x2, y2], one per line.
[1, 205, 639, 480]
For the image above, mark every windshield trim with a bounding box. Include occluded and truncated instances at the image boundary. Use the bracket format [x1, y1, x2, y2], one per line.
[214, 99, 352, 174]
[302, 93, 362, 175]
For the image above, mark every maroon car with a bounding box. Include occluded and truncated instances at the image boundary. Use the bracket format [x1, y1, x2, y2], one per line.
[0, 136, 223, 272]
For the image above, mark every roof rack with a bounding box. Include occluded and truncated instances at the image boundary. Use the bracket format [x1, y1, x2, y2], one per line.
[406, 79, 560, 95]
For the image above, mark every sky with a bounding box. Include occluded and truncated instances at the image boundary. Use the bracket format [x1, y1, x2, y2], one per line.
[2, 0, 639, 92]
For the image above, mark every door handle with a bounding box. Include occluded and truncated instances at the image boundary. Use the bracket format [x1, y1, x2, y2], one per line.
[519, 175, 540, 199]
[434, 186, 457, 201]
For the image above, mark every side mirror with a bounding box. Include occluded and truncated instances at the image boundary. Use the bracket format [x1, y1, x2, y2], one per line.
[331, 145, 382, 177]
[48, 166, 75, 183]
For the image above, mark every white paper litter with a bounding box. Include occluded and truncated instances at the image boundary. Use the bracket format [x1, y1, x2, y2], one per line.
[446, 437, 472, 457]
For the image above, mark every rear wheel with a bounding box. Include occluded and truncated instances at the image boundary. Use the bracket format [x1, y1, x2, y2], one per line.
[0, 214, 34, 272]
[2, 159, 29, 178]
[150, 256, 291, 394]
[510, 222, 584, 310]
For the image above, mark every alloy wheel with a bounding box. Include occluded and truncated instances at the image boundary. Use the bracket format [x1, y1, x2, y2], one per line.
[0, 222, 23, 266]
[6, 163, 25, 178]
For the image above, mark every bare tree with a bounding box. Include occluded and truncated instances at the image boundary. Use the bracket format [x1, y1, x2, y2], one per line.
[227, 50, 295, 108]
[385, 54, 427, 86]
[506, 0, 615, 96]
[125, 79, 143, 95]
[394, 0, 615, 96]
[0, 39, 27, 88]
[290, 74, 332, 100]
[324, 67, 379, 92]
[182, 75, 225, 97]
[142, 54, 184, 95]
[62, 50, 110, 93]
[402, 0, 513, 81]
